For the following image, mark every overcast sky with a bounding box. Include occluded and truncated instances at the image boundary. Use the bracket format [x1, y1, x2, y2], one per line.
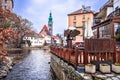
[14, 0, 108, 35]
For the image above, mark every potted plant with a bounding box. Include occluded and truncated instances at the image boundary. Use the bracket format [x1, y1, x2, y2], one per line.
[85, 63, 96, 73]
[112, 63, 120, 73]
[100, 64, 111, 73]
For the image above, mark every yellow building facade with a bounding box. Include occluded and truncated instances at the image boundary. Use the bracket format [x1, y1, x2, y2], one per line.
[68, 8, 94, 43]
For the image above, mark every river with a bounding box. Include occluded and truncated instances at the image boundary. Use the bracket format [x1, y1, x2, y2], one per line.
[5, 49, 53, 80]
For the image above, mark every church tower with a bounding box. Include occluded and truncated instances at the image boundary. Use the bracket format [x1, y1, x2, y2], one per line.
[48, 12, 53, 36]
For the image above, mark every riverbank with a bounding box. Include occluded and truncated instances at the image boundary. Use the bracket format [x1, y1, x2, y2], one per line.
[0, 47, 50, 79]
[0, 48, 24, 79]
[6, 48, 23, 51]
[0, 56, 13, 79]
[50, 54, 85, 80]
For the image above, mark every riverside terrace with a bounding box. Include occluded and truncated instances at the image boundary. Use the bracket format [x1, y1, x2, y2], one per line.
[50, 38, 120, 79]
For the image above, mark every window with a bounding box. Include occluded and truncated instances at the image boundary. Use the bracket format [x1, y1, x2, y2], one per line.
[99, 27, 104, 38]
[82, 15, 85, 19]
[99, 24, 111, 38]
[74, 16, 76, 20]
[4, 5, 7, 10]
[82, 21, 85, 27]
[49, 28, 52, 31]
[104, 24, 111, 37]
[73, 22, 76, 27]
[114, 22, 120, 36]
[49, 24, 52, 26]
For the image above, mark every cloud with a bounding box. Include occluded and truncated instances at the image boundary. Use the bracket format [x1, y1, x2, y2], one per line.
[14, 0, 107, 35]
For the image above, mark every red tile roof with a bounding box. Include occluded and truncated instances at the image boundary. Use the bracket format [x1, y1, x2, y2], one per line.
[68, 8, 93, 15]
[52, 36, 59, 40]
[39, 25, 51, 37]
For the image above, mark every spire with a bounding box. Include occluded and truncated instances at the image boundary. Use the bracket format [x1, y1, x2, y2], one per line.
[48, 11, 53, 23]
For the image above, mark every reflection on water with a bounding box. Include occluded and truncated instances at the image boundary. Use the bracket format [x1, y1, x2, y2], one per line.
[5, 49, 53, 80]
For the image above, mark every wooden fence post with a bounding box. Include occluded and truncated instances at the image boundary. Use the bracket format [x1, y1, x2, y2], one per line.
[75, 49, 78, 69]
[113, 39, 116, 63]
[84, 39, 88, 64]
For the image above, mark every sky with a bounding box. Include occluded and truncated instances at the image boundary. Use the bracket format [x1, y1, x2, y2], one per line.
[14, 0, 108, 35]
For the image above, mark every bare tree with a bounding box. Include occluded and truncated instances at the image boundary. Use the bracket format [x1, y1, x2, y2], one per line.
[13, 16, 34, 48]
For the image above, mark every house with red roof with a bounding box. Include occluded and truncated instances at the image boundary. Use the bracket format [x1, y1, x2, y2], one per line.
[23, 30, 45, 47]
[52, 35, 61, 45]
[39, 25, 51, 44]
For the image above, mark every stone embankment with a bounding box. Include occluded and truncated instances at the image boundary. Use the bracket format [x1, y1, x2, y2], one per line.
[0, 56, 13, 79]
[51, 54, 120, 80]
[50, 54, 89, 80]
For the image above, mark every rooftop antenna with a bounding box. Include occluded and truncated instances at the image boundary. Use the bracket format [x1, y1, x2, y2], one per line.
[82, 5, 85, 10]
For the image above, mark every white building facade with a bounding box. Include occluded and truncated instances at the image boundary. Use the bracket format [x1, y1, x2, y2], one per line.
[23, 36, 45, 47]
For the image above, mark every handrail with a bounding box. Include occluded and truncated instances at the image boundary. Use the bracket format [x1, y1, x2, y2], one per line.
[50, 46, 83, 69]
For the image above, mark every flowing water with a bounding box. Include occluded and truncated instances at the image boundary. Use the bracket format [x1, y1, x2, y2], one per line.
[5, 49, 53, 80]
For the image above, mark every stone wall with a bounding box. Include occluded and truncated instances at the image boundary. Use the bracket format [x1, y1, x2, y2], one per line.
[50, 54, 84, 80]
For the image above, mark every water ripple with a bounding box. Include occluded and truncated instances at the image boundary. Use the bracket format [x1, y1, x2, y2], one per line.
[5, 49, 52, 80]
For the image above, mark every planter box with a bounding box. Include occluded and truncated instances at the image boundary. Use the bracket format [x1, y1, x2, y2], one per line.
[85, 64, 96, 73]
[100, 64, 111, 73]
[112, 64, 120, 73]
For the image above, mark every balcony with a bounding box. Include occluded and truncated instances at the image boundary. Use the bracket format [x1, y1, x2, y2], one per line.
[107, 8, 120, 19]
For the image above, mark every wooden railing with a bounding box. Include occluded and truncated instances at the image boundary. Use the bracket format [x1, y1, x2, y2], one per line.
[84, 39, 116, 64]
[50, 39, 120, 69]
[50, 46, 83, 69]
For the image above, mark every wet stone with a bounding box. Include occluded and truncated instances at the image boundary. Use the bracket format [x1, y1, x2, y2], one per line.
[0, 56, 13, 79]
[112, 77, 119, 80]
[95, 74, 107, 79]
[116, 75, 120, 79]
[105, 74, 115, 77]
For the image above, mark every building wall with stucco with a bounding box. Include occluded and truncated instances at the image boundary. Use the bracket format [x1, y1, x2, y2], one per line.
[68, 12, 94, 43]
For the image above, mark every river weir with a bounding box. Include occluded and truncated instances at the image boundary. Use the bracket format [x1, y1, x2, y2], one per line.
[5, 49, 53, 80]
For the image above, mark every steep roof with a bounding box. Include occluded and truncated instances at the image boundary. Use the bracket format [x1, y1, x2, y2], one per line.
[52, 36, 59, 40]
[100, 0, 113, 11]
[68, 8, 93, 15]
[68, 9, 83, 15]
[24, 29, 43, 38]
[39, 25, 51, 37]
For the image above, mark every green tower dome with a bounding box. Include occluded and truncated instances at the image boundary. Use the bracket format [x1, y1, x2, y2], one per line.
[48, 12, 53, 23]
